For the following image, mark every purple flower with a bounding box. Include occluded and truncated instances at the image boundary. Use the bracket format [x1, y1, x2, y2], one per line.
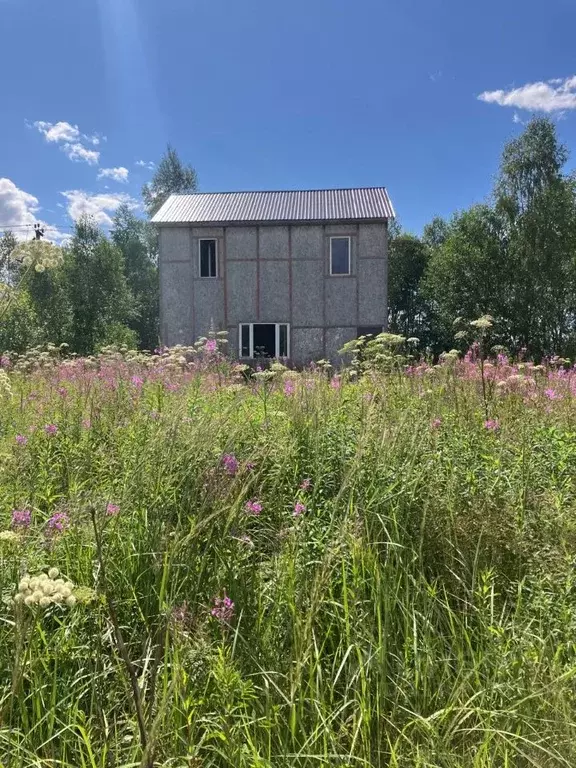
[11, 509, 31, 529]
[244, 500, 262, 516]
[284, 380, 295, 396]
[222, 453, 239, 476]
[106, 503, 120, 516]
[431, 418, 442, 429]
[46, 511, 69, 533]
[15, 434, 28, 446]
[300, 478, 311, 491]
[82, 419, 91, 430]
[293, 501, 306, 517]
[58, 387, 68, 398]
[131, 375, 144, 388]
[484, 419, 500, 432]
[330, 377, 341, 390]
[211, 592, 235, 624]
[0, 355, 10, 368]
[205, 339, 217, 353]
[44, 424, 58, 436]
[245, 461, 256, 471]
[544, 388, 562, 401]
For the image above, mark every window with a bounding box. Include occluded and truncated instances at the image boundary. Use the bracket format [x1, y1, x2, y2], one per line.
[330, 237, 351, 275]
[239, 323, 290, 358]
[199, 239, 218, 278]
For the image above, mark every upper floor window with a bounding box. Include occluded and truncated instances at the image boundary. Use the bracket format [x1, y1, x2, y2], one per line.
[330, 237, 351, 275]
[199, 239, 218, 278]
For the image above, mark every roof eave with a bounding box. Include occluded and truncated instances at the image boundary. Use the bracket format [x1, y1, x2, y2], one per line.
[153, 216, 393, 227]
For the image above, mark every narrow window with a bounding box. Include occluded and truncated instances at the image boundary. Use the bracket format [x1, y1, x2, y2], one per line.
[279, 324, 289, 357]
[199, 239, 218, 278]
[240, 324, 251, 358]
[330, 237, 351, 275]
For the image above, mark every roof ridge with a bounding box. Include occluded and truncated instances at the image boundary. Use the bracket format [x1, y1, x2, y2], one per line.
[167, 186, 388, 197]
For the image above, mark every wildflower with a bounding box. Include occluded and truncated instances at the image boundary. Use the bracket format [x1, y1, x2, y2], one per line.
[46, 511, 69, 533]
[300, 478, 311, 491]
[205, 339, 217, 353]
[82, 419, 91, 429]
[48, 567, 59, 579]
[222, 453, 239, 476]
[211, 592, 235, 624]
[44, 424, 58, 436]
[106, 503, 120, 516]
[0, 530, 19, 545]
[15, 434, 28, 446]
[330, 377, 341, 389]
[0, 370, 12, 399]
[431, 418, 442, 429]
[57, 387, 68, 398]
[245, 461, 256, 471]
[130, 375, 144, 387]
[14, 568, 77, 609]
[0, 355, 10, 368]
[244, 500, 262, 516]
[293, 501, 306, 517]
[284, 380, 295, 396]
[484, 419, 500, 432]
[544, 388, 562, 401]
[11, 509, 31, 529]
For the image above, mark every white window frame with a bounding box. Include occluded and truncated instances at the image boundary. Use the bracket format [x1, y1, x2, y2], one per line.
[329, 236, 351, 276]
[239, 323, 290, 359]
[198, 238, 218, 278]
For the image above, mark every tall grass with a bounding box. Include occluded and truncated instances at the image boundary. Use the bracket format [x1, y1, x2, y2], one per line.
[1, 345, 576, 766]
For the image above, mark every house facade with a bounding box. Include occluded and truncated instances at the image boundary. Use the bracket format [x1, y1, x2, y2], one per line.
[152, 187, 394, 365]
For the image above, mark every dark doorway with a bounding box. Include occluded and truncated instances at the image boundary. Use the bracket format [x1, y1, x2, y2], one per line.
[253, 324, 276, 358]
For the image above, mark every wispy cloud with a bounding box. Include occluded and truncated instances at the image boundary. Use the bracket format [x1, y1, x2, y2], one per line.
[30, 120, 102, 165]
[61, 190, 138, 227]
[135, 159, 155, 171]
[97, 166, 129, 183]
[478, 75, 576, 113]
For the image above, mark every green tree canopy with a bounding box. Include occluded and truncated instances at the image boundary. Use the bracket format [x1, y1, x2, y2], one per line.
[142, 145, 198, 217]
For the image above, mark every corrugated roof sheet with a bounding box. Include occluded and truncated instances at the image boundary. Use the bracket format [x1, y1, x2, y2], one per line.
[152, 187, 395, 224]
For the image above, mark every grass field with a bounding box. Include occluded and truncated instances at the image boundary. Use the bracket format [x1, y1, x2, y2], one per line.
[2, 341, 576, 767]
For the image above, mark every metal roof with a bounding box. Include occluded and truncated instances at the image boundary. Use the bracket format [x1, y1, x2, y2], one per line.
[152, 187, 395, 225]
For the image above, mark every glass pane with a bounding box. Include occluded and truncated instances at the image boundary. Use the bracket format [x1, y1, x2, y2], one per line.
[279, 325, 288, 357]
[241, 325, 250, 357]
[200, 240, 217, 277]
[331, 238, 350, 274]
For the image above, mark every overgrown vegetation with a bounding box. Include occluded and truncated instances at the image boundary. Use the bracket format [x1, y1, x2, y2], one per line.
[2, 339, 576, 766]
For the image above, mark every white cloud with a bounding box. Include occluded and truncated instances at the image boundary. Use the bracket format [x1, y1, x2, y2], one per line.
[30, 120, 101, 165]
[61, 190, 138, 227]
[478, 75, 576, 113]
[34, 120, 80, 143]
[62, 143, 100, 165]
[0, 178, 67, 243]
[97, 166, 129, 183]
[135, 159, 155, 170]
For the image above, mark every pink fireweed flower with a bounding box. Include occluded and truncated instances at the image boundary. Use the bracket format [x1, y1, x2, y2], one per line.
[46, 511, 69, 533]
[293, 501, 306, 517]
[284, 380, 295, 396]
[44, 424, 58, 436]
[222, 453, 239, 476]
[11, 509, 31, 529]
[211, 592, 235, 624]
[205, 338, 217, 353]
[300, 478, 311, 491]
[245, 461, 256, 471]
[58, 387, 68, 398]
[431, 418, 442, 429]
[544, 388, 562, 401]
[330, 377, 341, 389]
[130, 375, 144, 388]
[484, 419, 500, 432]
[106, 503, 120, 516]
[0, 355, 10, 367]
[82, 419, 91, 430]
[15, 434, 28, 446]
[244, 500, 262, 516]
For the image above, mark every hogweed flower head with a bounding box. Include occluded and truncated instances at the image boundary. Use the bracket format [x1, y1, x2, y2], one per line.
[13, 568, 77, 609]
[211, 592, 235, 624]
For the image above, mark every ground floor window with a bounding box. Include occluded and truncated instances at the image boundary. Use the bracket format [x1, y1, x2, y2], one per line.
[239, 323, 290, 358]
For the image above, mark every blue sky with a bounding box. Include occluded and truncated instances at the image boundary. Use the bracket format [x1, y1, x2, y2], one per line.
[1, 0, 575, 240]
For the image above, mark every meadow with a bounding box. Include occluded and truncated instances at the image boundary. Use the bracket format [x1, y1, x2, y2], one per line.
[2, 338, 576, 767]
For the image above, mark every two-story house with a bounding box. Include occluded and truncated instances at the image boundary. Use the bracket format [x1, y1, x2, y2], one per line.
[152, 187, 395, 365]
